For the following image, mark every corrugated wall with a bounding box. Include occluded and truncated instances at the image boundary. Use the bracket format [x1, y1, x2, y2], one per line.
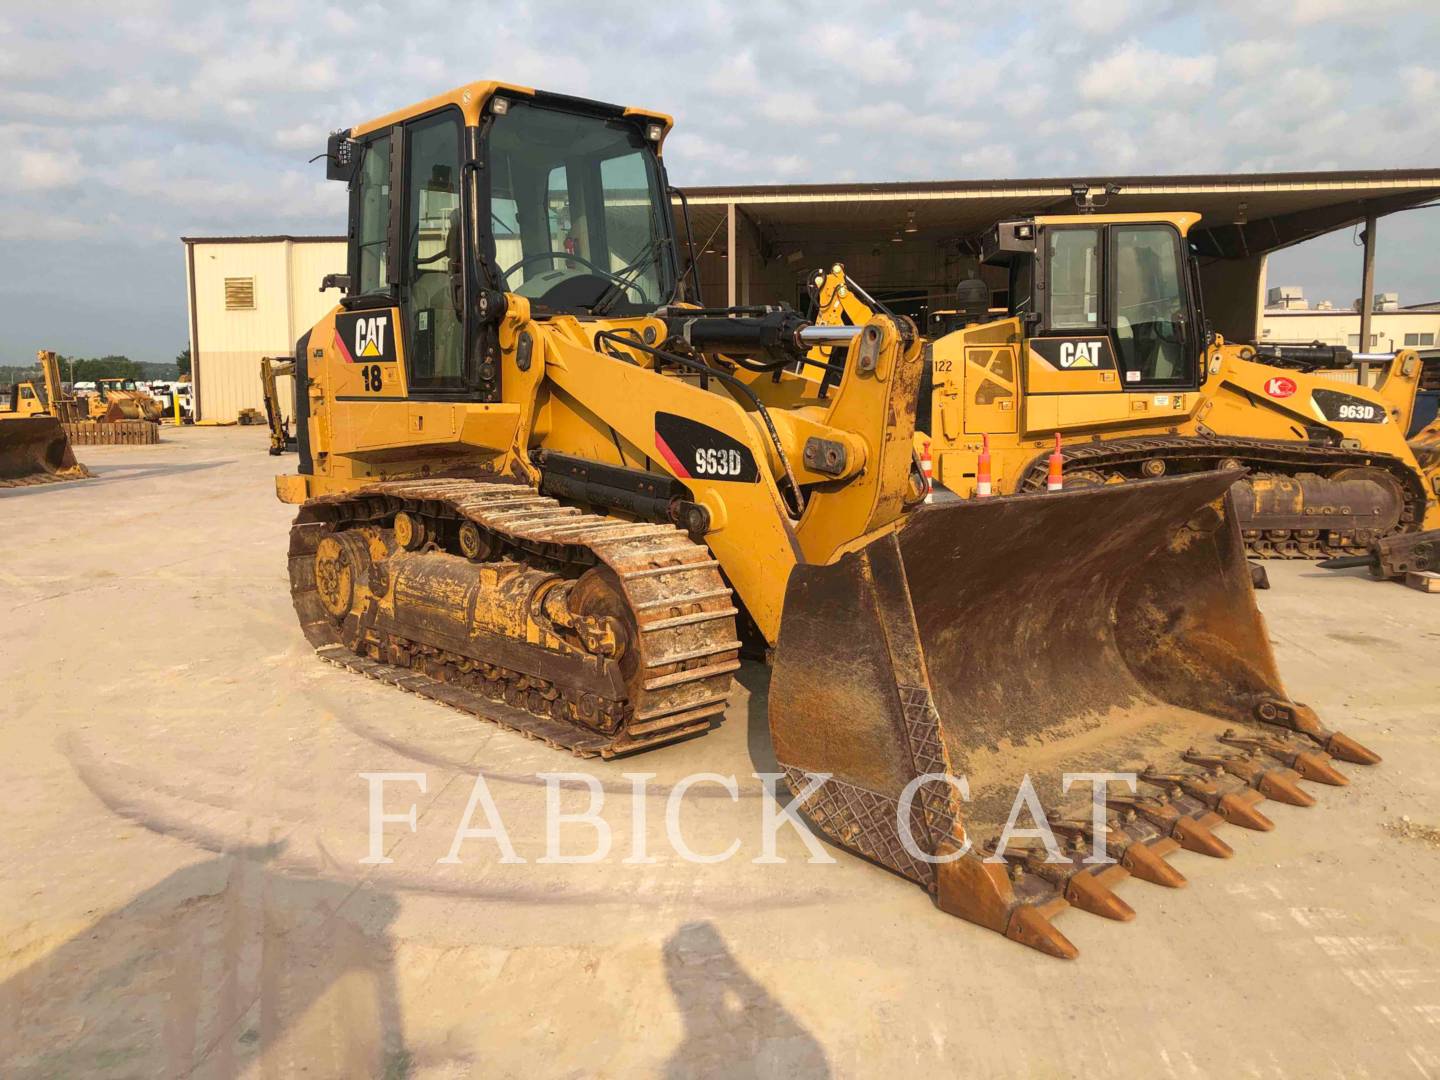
[187, 239, 345, 422]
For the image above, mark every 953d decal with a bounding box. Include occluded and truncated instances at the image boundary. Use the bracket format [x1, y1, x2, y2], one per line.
[654, 412, 760, 483]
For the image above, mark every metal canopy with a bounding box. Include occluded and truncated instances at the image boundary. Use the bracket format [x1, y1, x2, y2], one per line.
[677, 169, 1440, 258]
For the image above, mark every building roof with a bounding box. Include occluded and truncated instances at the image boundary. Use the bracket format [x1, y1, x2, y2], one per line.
[181, 235, 346, 245]
[680, 168, 1440, 261]
[1264, 308, 1439, 316]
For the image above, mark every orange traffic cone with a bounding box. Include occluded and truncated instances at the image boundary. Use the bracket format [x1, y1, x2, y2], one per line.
[920, 438, 934, 503]
[1047, 432, 1064, 492]
[976, 434, 993, 497]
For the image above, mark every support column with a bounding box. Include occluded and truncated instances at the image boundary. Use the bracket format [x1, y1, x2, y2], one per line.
[1358, 211, 1376, 352]
[726, 201, 737, 308]
[738, 211, 751, 306]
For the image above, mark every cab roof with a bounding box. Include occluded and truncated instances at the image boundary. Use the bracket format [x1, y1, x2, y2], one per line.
[349, 80, 674, 148]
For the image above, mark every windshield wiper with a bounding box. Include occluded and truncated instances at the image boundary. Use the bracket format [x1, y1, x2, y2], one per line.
[590, 235, 667, 316]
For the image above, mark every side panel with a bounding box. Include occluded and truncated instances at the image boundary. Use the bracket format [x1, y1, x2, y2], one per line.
[960, 343, 1018, 435]
[540, 330, 802, 642]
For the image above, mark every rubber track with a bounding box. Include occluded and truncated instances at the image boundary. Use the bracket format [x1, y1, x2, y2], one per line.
[1017, 434, 1429, 558]
[289, 478, 741, 757]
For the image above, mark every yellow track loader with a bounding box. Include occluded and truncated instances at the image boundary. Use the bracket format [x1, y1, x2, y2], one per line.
[276, 81, 1377, 958]
[0, 351, 90, 487]
[809, 219, 1440, 558]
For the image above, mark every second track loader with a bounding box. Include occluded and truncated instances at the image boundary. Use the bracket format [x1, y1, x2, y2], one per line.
[277, 80, 1378, 957]
[808, 222, 1440, 559]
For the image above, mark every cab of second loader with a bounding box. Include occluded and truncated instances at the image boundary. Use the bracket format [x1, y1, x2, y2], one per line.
[980, 213, 1208, 391]
[922, 211, 1218, 493]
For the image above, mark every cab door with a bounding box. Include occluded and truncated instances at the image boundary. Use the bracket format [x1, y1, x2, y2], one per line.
[1022, 226, 1126, 433]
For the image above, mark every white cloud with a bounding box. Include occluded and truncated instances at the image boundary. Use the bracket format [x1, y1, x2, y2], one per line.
[1222, 39, 1295, 78]
[1285, 0, 1423, 24]
[15, 147, 81, 190]
[811, 26, 911, 85]
[0, 0, 1435, 362]
[1081, 41, 1218, 104]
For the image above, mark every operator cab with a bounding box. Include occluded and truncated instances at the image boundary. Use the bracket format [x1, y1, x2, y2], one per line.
[98, 378, 139, 400]
[328, 86, 681, 404]
[981, 214, 1208, 391]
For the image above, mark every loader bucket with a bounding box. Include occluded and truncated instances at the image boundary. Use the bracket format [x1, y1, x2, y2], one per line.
[769, 470, 1378, 958]
[0, 416, 90, 487]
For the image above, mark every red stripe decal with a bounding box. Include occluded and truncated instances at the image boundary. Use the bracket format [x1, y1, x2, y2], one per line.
[654, 432, 691, 478]
[333, 327, 355, 363]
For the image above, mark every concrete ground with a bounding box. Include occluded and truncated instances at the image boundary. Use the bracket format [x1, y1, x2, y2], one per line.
[2, 425, 1439, 1079]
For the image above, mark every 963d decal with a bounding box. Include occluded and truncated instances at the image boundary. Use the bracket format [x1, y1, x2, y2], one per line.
[654, 412, 759, 482]
[1312, 387, 1387, 425]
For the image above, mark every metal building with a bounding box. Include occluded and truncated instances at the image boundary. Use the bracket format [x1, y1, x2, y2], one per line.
[679, 168, 1440, 346]
[182, 235, 345, 422]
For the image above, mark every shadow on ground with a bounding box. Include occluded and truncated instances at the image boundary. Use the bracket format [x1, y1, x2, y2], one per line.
[0, 458, 231, 498]
[663, 921, 828, 1079]
[0, 845, 410, 1078]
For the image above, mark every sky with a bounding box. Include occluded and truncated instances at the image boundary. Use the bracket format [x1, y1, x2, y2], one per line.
[1, 0, 1437, 364]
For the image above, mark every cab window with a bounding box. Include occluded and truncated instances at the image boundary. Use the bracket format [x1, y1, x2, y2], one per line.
[402, 111, 464, 392]
[1047, 228, 1099, 330]
[354, 134, 391, 296]
[486, 100, 673, 314]
[1111, 225, 1188, 384]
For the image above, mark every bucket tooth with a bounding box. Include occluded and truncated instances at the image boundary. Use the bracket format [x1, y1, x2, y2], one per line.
[1255, 768, 1316, 807]
[1121, 837, 1187, 888]
[934, 857, 1078, 960]
[1010, 841, 1136, 923]
[1289, 752, 1349, 787]
[1065, 866, 1136, 922]
[1323, 731, 1382, 767]
[1184, 748, 1315, 808]
[1219, 731, 1349, 787]
[1005, 903, 1079, 960]
[1215, 790, 1275, 832]
[1254, 698, 1381, 766]
[1140, 767, 1274, 832]
[1172, 816, 1234, 859]
[1109, 795, 1233, 860]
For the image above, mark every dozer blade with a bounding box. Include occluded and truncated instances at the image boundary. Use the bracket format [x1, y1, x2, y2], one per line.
[0, 416, 91, 488]
[769, 469, 1378, 959]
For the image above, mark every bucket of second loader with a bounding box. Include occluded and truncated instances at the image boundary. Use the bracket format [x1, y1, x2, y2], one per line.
[0, 416, 91, 488]
[769, 468, 1379, 958]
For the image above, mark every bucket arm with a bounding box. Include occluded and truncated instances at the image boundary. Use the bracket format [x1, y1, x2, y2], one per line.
[261, 357, 296, 455]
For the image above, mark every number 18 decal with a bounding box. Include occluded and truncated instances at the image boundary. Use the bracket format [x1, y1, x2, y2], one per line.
[361, 364, 383, 392]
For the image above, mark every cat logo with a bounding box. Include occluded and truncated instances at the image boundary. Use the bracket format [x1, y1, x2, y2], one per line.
[335, 311, 398, 364]
[355, 315, 388, 359]
[1058, 341, 1102, 369]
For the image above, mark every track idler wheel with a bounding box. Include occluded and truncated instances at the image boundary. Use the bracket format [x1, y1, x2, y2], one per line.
[458, 520, 494, 561]
[394, 511, 427, 550]
[313, 531, 374, 619]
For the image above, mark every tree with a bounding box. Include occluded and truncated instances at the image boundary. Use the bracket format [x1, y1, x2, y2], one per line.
[69, 356, 140, 382]
[175, 346, 191, 378]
